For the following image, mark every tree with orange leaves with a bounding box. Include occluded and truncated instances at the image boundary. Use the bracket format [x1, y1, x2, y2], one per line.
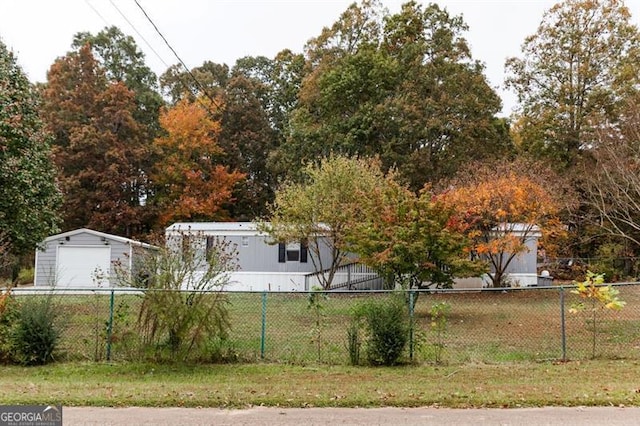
[152, 98, 244, 226]
[441, 161, 567, 287]
[347, 180, 485, 289]
[42, 44, 150, 238]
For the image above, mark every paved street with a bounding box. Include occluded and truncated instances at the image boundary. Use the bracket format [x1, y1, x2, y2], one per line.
[64, 406, 640, 425]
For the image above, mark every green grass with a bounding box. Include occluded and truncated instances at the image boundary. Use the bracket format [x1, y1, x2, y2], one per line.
[1, 360, 640, 408]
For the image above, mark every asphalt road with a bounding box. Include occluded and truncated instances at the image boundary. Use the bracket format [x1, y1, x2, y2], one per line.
[63, 406, 640, 425]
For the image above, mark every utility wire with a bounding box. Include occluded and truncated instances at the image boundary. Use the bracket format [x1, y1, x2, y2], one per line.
[108, 0, 171, 70]
[84, 0, 109, 26]
[133, 0, 222, 110]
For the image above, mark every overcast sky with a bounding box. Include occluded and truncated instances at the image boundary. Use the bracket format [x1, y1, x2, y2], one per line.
[1, 0, 639, 115]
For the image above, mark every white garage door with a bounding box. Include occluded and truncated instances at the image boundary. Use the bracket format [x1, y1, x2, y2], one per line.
[57, 246, 112, 287]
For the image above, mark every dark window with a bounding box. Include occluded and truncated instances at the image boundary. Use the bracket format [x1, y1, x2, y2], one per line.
[286, 241, 300, 261]
[278, 241, 306, 262]
[300, 239, 308, 263]
[206, 236, 215, 260]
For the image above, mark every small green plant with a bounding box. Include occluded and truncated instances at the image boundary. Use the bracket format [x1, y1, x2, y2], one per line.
[107, 298, 138, 361]
[569, 271, 626, 359]
[429, 302, 451, 364]
[346, 319, 362, 366]
[89, 267, 109, 361]
[10, 295, 62, 365]
[362, 296, 409, 366]
[15, 267, 34, 285]
[346, 303, 369, 366]
[203, 335, 239, 363]
[307, 286, 328, 363]
[0, 286, 18, 363]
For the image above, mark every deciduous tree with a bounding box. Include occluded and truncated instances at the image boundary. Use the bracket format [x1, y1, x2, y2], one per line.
[0, 40, 61, 257]
[346, 178, 484, 289]
[151, 97, 244, 226]
[379, 1, 510, 187]
[274, 0, 510, 188]
[217, 73, 277, 219]
[265, 155, 480, 289]
[41, 45, 150, 237]
[263, 156, 385, 289]
[582, 95, 640, 249]
[72, 26, 164, 135]
[505, 0, 640, 168]
[159, 55, 301, 220]
[441, 161, 567, 287]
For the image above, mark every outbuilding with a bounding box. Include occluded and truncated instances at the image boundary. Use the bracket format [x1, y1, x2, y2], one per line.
[34, 228, 155, 288]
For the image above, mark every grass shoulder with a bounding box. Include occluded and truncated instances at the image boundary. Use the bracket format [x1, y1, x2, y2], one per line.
[1, 360, 640, 408]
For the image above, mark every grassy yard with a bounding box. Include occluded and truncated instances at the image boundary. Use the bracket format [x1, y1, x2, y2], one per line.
[38, 285, 640, 365]
[1, 360, 640, 408]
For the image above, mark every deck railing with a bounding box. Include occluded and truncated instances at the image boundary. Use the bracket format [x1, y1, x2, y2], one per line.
[304, 262, 382, 290]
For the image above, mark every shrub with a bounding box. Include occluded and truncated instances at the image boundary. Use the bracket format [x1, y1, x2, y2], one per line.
[0, 288, 18, 363]
[15, 267, 34, 285]
[203, 335, 239, 363]
[362, 296, 409, 366]
[115, 230, 236, 362]
[10, 296, 62, 365]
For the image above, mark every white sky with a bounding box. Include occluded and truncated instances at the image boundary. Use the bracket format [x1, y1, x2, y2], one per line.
[1, 0, 639, 115]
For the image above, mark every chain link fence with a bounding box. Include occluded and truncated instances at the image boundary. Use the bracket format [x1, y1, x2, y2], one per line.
[6, 284, 640, 365]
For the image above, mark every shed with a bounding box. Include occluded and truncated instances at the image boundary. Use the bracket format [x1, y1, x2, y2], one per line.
[34, 228, 155, 288]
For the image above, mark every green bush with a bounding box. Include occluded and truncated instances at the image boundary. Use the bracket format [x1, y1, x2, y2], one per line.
[0, 290, 18, 363]
[10, 296, 62, 365]
[15, 267, 34, 285]
[203, 335, 239, 363]
[362, 297, 409, 366]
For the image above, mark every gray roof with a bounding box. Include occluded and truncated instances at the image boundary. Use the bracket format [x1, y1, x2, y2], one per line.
[44, 228, 156, 249]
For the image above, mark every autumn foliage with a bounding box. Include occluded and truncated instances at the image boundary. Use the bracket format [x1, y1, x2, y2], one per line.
[348, 180, 485, 289]
[441, 162, 564, 287]
[266, 155, 482, 289]
[42, 45, 150, 237]
[152, 98, 244, 226]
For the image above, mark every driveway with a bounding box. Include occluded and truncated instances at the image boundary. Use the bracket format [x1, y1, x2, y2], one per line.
[64, 406, 640, 425]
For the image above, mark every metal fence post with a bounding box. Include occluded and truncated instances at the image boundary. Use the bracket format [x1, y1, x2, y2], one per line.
[560, 286, 567, 361]
[106, 289, 115, 361]
[261, 291, 267, 360]
[409, 291, 415, 361]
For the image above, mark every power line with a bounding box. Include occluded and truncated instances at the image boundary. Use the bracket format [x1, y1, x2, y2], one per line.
[84, 0, 109, 26]
[107, 0, 171, 70]
[133, 0, 222, 110]
[84, 0, 172, 73]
